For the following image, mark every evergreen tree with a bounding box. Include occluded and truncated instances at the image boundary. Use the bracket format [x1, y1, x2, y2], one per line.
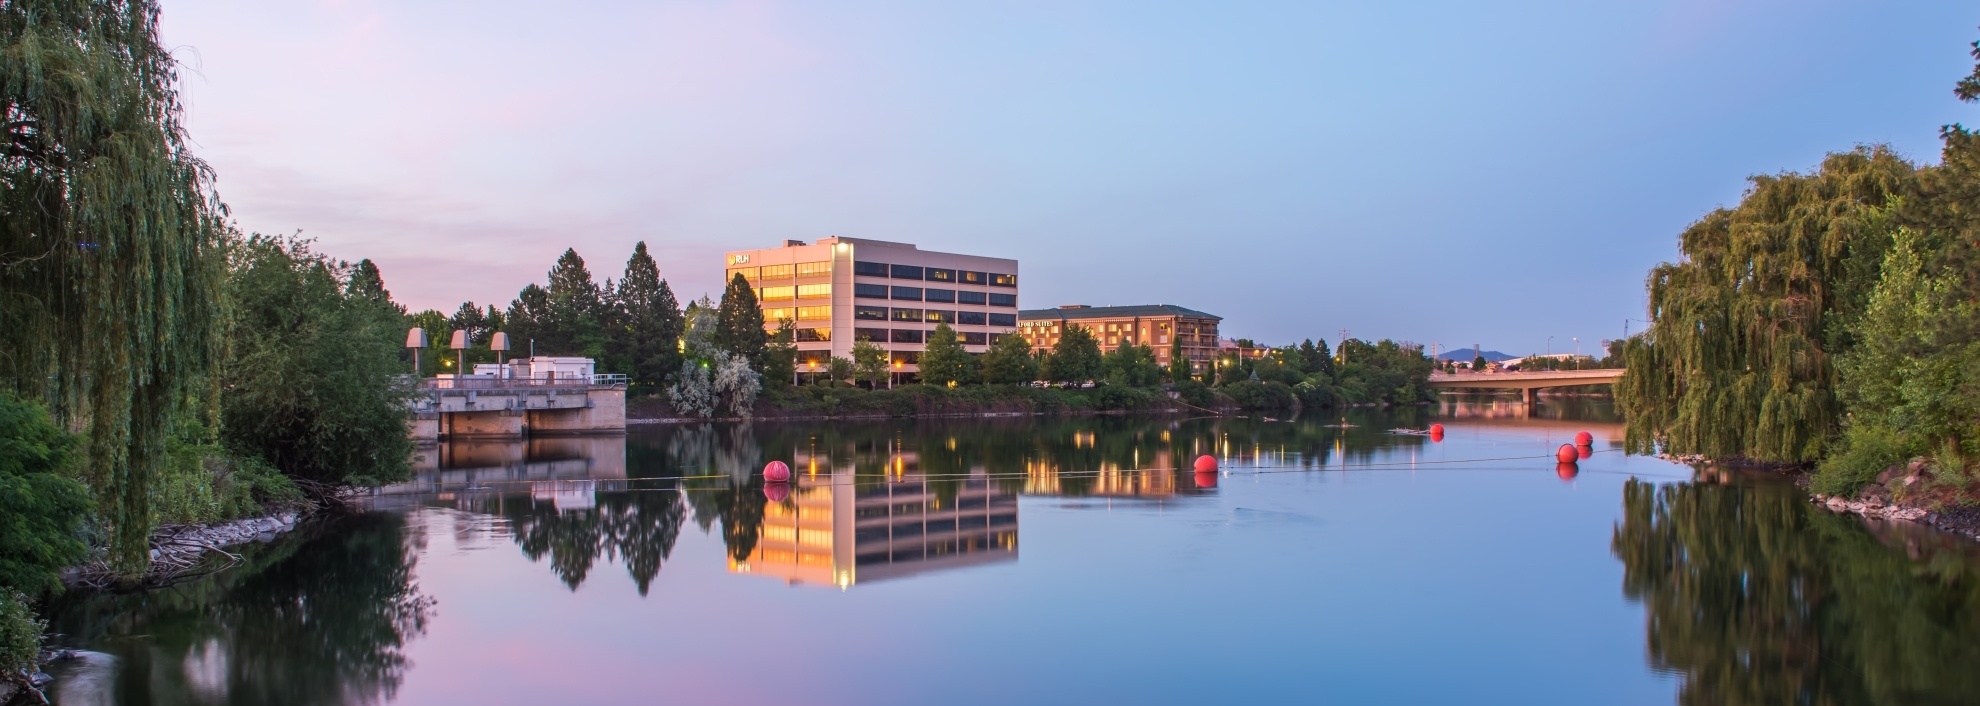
[1472, 354, 1488, 371]
[542, 249, 607, 359]
[348, 259, 393, 306]
[611, 242, 684, 388]
[983, 333, 1040, 384]
[715, 273, 768, 367]
[1048, 325, 1102, 384]
[505, 284, 552, 358]
[918, 324, 973, 386]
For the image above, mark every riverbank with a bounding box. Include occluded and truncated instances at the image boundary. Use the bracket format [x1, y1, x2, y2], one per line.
[1804, 463, 1980, 542]
[628, 383, 1235, 421]
[60, 512, 304, 590]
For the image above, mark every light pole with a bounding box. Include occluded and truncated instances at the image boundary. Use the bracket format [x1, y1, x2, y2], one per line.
[1547, 336, 1553, 356]
[406, 327, 429, 375]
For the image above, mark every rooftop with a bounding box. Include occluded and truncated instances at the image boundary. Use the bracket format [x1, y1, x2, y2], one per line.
[1019, 304, 1220, 321]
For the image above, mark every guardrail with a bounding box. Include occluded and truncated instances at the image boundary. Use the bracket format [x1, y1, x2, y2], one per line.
[420, 374, 629, 390]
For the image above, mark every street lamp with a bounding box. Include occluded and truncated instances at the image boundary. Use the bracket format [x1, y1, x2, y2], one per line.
[490, 332, 511, 379]
[405, 327, 429, 375]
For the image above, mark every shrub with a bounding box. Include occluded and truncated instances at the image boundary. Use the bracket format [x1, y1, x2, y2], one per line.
[154, 430, 304, 525]
[0, 393, 91, 596]
[0, 590, 41, 677]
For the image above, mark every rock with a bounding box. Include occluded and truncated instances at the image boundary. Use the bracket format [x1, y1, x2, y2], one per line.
[1857, 483, 1892, 507]
[1908, 459, 1928, 473]
[1876, 465, 1904, 484]
[1827, 497, 1849, 511]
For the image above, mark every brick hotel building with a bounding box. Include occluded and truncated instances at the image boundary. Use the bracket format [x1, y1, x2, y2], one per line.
[722, 237, 1019, 383]
[1017, 304, 1223, 373]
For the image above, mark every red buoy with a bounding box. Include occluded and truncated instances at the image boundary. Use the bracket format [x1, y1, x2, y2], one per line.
[1577, 444, 1592, 460]
[1430, 424, 1444, 435]
[1555, 444, 1578, 464]
[1194, 471, 1218, 489]
[1430, 428, 1445, 442]
[763, 460, 791, 482]
[1556, 462, 1580, 480]
[764, 482, 790, 502]
[1194, 455, 1218, 473]
[1574, 431, 1593, 446]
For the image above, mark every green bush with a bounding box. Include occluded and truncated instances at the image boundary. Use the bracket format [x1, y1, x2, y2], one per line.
[0, 393, 91, 596]
[1812, 424, 1914, 497]
[0, 590, 41, 676]
[1224, 380, 1297, 410]
[154, 430, 304, 525]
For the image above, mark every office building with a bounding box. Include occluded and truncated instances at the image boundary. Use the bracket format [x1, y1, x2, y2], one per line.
[1017, 304, 1223, 372]
[722, 237, 1020, 383]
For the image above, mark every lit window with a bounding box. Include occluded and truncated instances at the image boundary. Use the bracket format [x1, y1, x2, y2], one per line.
[962, 271, 986, 284]
[797, 328, 831, 342]
[727, 267, 760, 281]
[762, 307, 794, 321]
[797, 261, 831, 277]
[855, 305, 888, 321]
[990, 273, 1017, 287]
[925, 310, 955, 324]
[797, 283, 831, 299]
[926, 268, 955, 282]
[760, 264, 795, 278]
[891, 308, 923, 322]
[797, 305, 831, 321]
[759, 286, 794, 301]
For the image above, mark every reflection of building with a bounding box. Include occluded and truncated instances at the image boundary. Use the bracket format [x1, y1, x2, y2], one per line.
[369, 436, 628, 512]
[1022, 450, 1186, 497]
[730, 462, 1019, 588]
[1018, 305, 1222, 373]
[722, 237, 1021, 384]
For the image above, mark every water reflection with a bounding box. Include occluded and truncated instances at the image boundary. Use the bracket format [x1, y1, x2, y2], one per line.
[45, 513, 434, 706]
[1613, 476, 1980, 704]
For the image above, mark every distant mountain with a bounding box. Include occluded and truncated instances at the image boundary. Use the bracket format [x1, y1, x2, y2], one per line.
[1435, 349, 1514, 362]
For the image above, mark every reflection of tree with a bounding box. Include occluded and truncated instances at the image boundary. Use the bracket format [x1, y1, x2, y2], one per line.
[1612, 479, 1980, 705]
[46, 513, 436, 705]
[506, 488, 686, 593]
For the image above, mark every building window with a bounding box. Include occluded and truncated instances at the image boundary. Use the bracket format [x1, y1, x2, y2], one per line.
[854, 283, 889, 299]
[854, 327, 888, 342]
[759, 285, 794, 301]
[890, 264, 924, 280]
[988, 313, 1016, 327]
[990, 273, 1016, 287]
[797, 261, 831, 277]
[891, 329, 923, 344]
[925, 310, 955, 324]
[891, 308, 923, 322]
[960, 332, 987, 346]
[854, 261, 889, 277]
[988, 333, 1008, 345]
[797, 328, 831, 342]
[988, 293, 1016, 307]
[961, 271, 986, 285]
[890, 350, 921, 366]
[957, 290, 986, 305]
[926, 268, 955, 282]
[763, 307, 794, 321]
[760, 263, 794, 279]
[925, 288, 957, 303]
[958, 311, 986, 325]
[891, 286, 923, 301]
[855, 305, 888, 321]
[797, 349, 830, 364]
[797, 283, 830, 299]
[726, 266, 760, 281]
[797, 306, 831, 321]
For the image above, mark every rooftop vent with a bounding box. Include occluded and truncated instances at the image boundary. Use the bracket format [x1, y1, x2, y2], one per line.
[1059, 304, 1090, 309]
[784, 239, 806, 247]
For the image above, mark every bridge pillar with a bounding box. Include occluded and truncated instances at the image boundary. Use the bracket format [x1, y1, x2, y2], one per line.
[1523, 388, 1538, 406]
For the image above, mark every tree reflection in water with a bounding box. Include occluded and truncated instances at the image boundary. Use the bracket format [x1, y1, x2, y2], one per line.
[46, 512, 435, 705]
[1613, 478, 1980, 705]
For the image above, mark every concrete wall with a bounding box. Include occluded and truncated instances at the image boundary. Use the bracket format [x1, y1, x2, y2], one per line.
[526, 388, 625, 435]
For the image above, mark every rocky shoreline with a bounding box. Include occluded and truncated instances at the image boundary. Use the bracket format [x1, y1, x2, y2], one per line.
[1804, 463, 1980, 542]
[62, 512, 302, 590]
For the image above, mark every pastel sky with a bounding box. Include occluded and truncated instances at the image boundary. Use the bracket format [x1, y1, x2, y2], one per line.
[160, 0, 1978, 355]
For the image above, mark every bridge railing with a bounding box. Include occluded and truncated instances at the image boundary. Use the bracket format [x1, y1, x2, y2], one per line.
[419, 374, 628, 390]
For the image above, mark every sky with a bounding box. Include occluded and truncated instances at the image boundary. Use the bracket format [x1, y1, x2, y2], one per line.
[158, 0, 1979, 356]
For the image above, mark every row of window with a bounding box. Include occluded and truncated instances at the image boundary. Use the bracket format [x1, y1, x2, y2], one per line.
[761, 306, 833, 322]
[852, 328, 1005, 345]
[853, 284, 1016, 306]
[854, 306, 1016, 327]
[727, 260, 832, 282]
[852, 261, 1016, 287]
[757, 283, 831, 301]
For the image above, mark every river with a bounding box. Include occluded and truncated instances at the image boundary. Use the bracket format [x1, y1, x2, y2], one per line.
[37, 398, 1980, 705]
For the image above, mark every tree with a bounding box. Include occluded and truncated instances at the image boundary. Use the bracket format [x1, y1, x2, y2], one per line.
[917, 324, 973, 386]
[219, 236, 417, 488]
[1301, 339, 1335, 379]
[610, 242, 684, 388]
[763, 319, 797, 387]
[716, 273, 768, 367]
[541, 249, 607, 359]
[1102, 343, 1162, 387]
[504, 284, 552, 357]
[1472, 354, 1488, 372]
[0, 393, 90, 597]
[1047, 325, 1101, 384]
[827, 356, 855, 386]
[1167, 336, 1190, 383]
[1618, 146, 1916, 463]
[851, 339, 889, 389]
[0, 0, 225, 574]
[349, 259, 392, 305]
[982, 333, 1039, 384]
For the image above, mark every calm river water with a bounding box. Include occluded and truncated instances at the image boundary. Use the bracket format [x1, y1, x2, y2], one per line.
[40, 398, 1980, 705]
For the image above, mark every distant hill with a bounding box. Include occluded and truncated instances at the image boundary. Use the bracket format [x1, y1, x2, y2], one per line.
[1435, 349, 1514, 362]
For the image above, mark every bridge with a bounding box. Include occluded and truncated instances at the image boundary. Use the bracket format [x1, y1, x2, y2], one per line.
[1426, 369, 1623, 404]
[409, 375, 627, 442]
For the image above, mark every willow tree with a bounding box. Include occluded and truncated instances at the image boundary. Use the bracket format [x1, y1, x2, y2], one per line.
[1617, 147, 1916, 463]
[0, 1, 223, 573]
